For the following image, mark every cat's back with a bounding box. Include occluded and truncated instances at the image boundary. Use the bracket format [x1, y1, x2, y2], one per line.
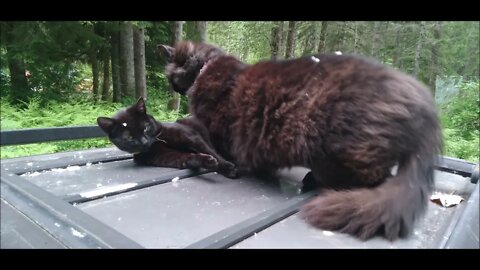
[235, 53, 387, 93]
[235, 53, 434, 108]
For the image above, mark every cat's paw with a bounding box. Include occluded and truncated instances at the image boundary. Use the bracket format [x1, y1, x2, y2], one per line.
[218, 162, 240, 179]
[199, 154, 219, 170]
[185, 154, 217, 169]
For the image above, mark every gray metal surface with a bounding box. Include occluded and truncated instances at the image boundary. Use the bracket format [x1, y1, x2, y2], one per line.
[1, 172, 143, 248]
[436, 156, 478, 181]
[1, 147, 131, 174]
[232, 171, 478, 248]
[186, 190, 317, 248]
[1, 199, 65, 248]
[78, 168, 310, 248]
[443, 183, 480, 248]
[19, 159, 180, 197]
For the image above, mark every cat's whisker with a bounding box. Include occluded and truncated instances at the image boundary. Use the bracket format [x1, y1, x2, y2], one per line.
[156, 137, 167, 144]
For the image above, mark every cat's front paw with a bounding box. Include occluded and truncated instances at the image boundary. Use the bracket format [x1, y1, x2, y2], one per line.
[185, 154, 217, 169]
[199, 154, 219, 170]
[218, 162, 240, 179]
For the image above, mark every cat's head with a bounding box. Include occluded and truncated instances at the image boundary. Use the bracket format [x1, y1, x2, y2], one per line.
[97, 97, 159, 154]
[157, 41, 225, 95]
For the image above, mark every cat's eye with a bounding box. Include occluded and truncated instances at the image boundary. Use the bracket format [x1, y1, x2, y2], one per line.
[144, 124, 153, 133]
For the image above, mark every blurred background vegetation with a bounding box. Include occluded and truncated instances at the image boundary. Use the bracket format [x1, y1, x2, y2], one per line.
[1, 21, 478, 162]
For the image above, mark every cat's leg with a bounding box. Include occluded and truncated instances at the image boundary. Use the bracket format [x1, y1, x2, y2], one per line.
[177, 118, 239, 178]
[183, 153, 219, 170]
[134, 143, 219, 170]
[180, 133, 239, 178]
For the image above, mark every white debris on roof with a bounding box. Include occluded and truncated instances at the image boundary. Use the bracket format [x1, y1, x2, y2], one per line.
[322, 231, 335, 236]
[23, 171, 42, 177]
[79, 183, 138, 198]
[50, 166, 81, 173]
[70, 228, 86, 238]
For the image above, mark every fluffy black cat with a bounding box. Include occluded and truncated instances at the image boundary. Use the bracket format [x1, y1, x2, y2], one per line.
[158, 41, 442, 241]
[97, 97, 237, 177]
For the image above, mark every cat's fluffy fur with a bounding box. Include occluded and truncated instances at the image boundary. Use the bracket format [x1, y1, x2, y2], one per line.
[158, 42, 442, 240]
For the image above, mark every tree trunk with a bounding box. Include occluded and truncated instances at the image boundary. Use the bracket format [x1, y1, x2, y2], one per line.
[196, 21, 207, 42]
[353, 22, 359, 53]
[119, 21, 135, 100]
[90, 51, 100, 100]
[3, 22, 30, 106]
[429, 21, 442, 96]
[90, 23, 103, 101]
[301, 22, 318, 56]
[173, 21, 183, 44]
[101, 53, 110, 101]
[414, 21, 426, 78]
[399, 22, 408, 71]
[101, 26, 110, 102]
[133, 26, 147, 100]
[168, 21, 184, 111]
[381, 22, 390, 62]
[285, 21, 297, 59]
[392, 22, 402, 68]
[110, 22, 121, 103]
[278, 21, 286, 58]
[310, 21, 320, 53]
[340, 21, 348, 52]
[370, 21, 380, 57]
[302, 34, 311, 56]
[317, 21, 328, 53]
[270, 21, 282, 60]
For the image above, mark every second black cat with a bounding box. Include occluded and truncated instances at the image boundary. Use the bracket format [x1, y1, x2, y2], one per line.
[97, 98, 237, 178]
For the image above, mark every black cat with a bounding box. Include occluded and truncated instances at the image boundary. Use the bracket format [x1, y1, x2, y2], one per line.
[97, 97, 237, 177]
[158, 41, 442, 241]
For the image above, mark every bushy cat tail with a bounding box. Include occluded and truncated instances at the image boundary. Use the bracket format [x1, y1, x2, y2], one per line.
[300, 150, 438, 241]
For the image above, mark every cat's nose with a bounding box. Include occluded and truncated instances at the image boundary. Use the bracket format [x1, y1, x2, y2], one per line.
[140, 137, 149, 145]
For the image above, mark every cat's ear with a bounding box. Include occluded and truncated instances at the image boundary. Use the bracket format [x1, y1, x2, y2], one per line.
[136, 97, 146, 114]
[157, 44, 175, 61]
[97, 117, 115, 133]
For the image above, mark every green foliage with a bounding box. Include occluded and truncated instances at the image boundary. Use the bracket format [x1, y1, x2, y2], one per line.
[440, 81, 479, 140]
[0, 90, 188, 159]
[440, 80, 479, 162]
[145, 21, 172, 90]
[208, 21, 273, 63]
[1, 144, 58, 159]
[439, 22, 480, 79]
[442, 128, 479, 163]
